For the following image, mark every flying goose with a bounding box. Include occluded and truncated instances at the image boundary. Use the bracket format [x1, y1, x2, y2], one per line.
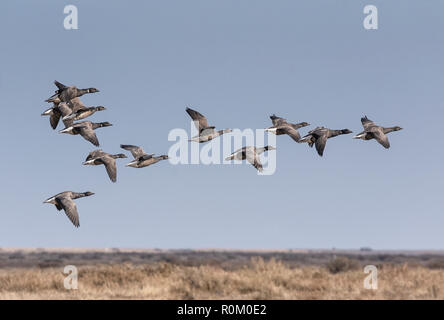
[43, 191, 94, 228]
[353, 116, 402, 149]
[59, 121, 112, 146]
[225, 146, 276, 172]
[46, 80, 99, 103]
[186, 107, 232, 143]
[299, 127, 352, 156]
[265, 114, 310, 142]
[120, 144, 168, 168]
[82, 150, 127, 182]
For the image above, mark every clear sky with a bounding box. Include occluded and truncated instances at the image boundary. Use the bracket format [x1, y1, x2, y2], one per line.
[0, 0, 443, 249]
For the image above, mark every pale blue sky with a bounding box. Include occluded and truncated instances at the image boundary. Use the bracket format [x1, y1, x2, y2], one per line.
[0, 1, 443, 249]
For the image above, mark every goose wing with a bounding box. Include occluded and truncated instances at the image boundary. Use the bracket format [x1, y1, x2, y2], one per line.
[120, 145, 146, 159]
[278, 126, 301, 142]
[270, 115, 286, 127]
[78, 125, 100, 146]
[100, 156, 117, 182]
[68, 97, 87, 113]
[54, 80, 67, 91]
[57, 102, 74, 127]
[369, 127, 390, 148]
[49, 109, 61, 130]
[186, 108, 210, 131]
[245, 149, 263, 172]
[55, 196, 80, 227]
[361, 116, 376, 131]
[315, 133, 328, 156]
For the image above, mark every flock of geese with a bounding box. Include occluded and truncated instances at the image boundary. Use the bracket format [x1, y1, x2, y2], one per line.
[42, 81, 403, 228]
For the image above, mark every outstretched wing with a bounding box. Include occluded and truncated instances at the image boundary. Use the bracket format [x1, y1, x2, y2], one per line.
[186, 108, 210, 131]
[79, 126, 100, 147]
[361, 116, 376, 130]
[245, 149, 263, 172]
[315, 133, 328, 156]
[49, 109, 61, 130]
[278, 126, 301, 142]
[370, 127, 390, 149]
[100, 156, 117, 182]
[55, 196, 80, 227]
[270, 114, 286, 127]
[54, 80, 67, 90]
[68, 97, 87, 113]
[120, 144, 146, 159]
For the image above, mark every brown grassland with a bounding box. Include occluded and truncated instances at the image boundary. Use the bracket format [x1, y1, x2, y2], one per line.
[1, 249, 444, 299]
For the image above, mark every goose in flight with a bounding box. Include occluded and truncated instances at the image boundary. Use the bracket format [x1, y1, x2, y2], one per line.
[225, 146, 276, 172]
[59, 121, 112, 146]
[82, 150, 127, 182]
[46, 80, 99, 103]
[43, 191, 94, 228]
[299, 127, 352, 157]
[120, 144, 169, 168]
[353, 116, 402, 149]
[186, 107, 232, 143]
[265, 114, 310, 142]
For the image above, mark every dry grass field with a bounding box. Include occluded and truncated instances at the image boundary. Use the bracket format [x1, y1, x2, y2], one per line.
[1, 249, 444, 299]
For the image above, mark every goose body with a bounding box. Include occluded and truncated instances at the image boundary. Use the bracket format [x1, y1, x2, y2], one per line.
[43, 191, 94, 228]
[63, 106, 106, 122]
[353, 116, 402, 149]
[121, 144, 168, 168]
[299, 127, 352, 156]
[225, 146, 276, 172]
[46, 80, 99, 103]
[186, 107, 232, 143]
[82, 150, 127, 182]
[265, 114, 310, 142]
[59, 121, 112, 146]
